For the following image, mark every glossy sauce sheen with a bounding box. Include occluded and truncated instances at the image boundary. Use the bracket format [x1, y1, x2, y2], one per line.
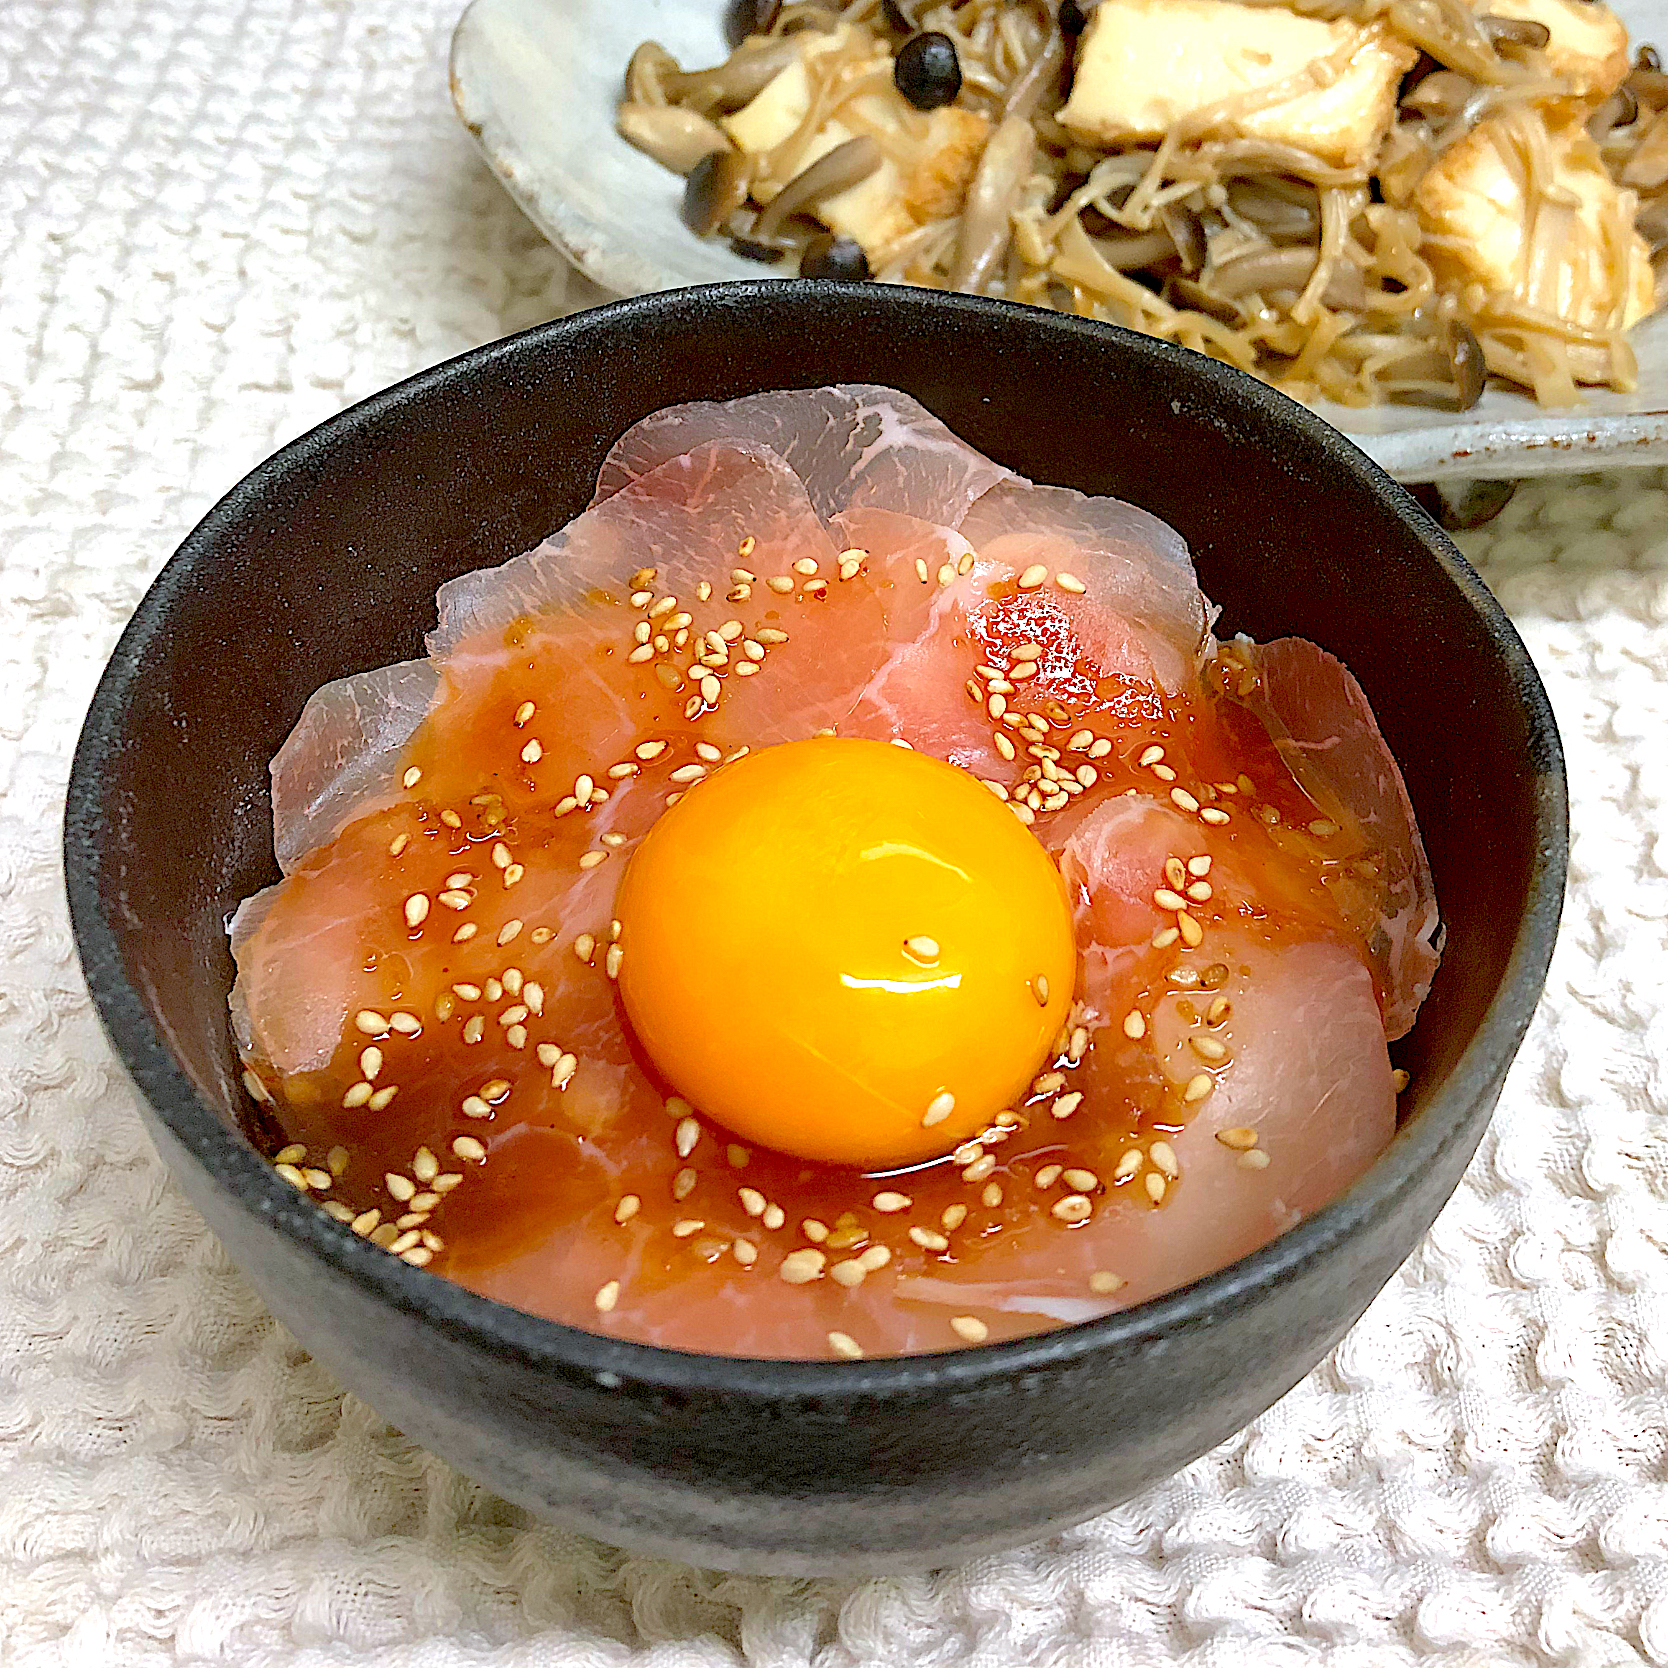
[232, 386, 1436, 1359]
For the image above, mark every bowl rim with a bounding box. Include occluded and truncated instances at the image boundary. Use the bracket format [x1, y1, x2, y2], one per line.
[65, 280, 1568, 1403]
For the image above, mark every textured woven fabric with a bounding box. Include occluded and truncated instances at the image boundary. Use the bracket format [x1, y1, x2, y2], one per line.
[5, 1, 1668, 1662]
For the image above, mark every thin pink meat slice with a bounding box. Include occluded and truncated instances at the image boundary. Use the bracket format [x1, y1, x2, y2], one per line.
[591, 385, 1013, 528]
[890, 931, 1395, 1333]
[1235, 636, 1440, 1038]
[959, 478, 1209, 695]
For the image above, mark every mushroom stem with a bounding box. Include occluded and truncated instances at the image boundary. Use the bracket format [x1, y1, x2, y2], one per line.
[666, 38, 801, 114]
[618, 106, 733, 175]
[752, 137, 882, 240]
[951, 116, 1036, 291]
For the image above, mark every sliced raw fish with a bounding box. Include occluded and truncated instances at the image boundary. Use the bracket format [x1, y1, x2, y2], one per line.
[591, 384, 1013, 528]
[960, 478, 1210, 694]
[271, 660, 438, 873]
[1234, 636, 1440, 1038]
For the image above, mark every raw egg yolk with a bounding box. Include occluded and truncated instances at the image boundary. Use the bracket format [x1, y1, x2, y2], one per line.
[614, 736, 1076, 1169]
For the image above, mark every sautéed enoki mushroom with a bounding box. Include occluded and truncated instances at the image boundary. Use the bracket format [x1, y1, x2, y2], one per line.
[619, 0, 1667, 410]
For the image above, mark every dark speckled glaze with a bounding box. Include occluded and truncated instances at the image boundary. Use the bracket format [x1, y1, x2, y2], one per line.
[64, 283, 1566, 1575]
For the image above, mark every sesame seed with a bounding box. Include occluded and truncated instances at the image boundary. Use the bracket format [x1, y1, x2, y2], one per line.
[738, 1188, 766, 1218]
[460, 1094, 491, 1118]
[764, 575, 794, 595]
[828, 1331, 863, 1359]
[961, 1154, 996, 1183]
[675, 1117, 700, 1158]
[340, 1081, 372, 1109]
[831, 1259, 866, 1288]
[904, 935, 940, 963]
[915, 558, 930, 583]
[669, 763, 706, 785]
[1052, 1193, 1092, 1223]
[1115, 1149, 1144, 1179]
[573, 933, 595, 964]
[594, 1281, 620, 1313]
[1392, 1069, 1411, 1093]
[1216, 1127, 1258, 1151]
[1149, 1141, 1180, 1178]
[672, 1168, 697, 1202]
[672, 1218, 705, 1239]
[1063, 1168, 1098, 1191]
[389, 1230, 422, 1255]
[275, 1163, 308, 1190]
[1169, 788, 1201, 815]
[552, 1053, 577, 1089]
[519, 739, 543, 766]
[402, 767, 422, 789]
[994, 732, 1016, 761]
[1200, 807, 1231, 825]
[872, 1191, 911, 1214]
[909, 1226, 950, 1251]
[1239, 1149, 1272, 1171]
[1056, 572, 1086, 594]
[1145, 1173, 1168, 1203]
[1123, 1011, 1147, 1040]
[351, 1209, 381, 1235]
[733, 1239, 758, 1267]
[937, 562, 956, 586]
[453, 924, 477, 943]
[1034, 1164, 1063, 1189]
[1183, 1072, 1214, 1104]
[1032, 975, 1049, 1006]
[1052, 1092, 1083, 1120]
[367, 1086, 398, 1112]
[1187, 881, 1213, 902]
[452, 1136, 487, 1163]
[982, 1182, 1003, 1207]
[757, 627, 788, 645]
[922, 1089, 956, 1128]
[1177, 911, 1204, 948]
[358, 1046, 383, 1081]
[384, 1172, 415, 1203]
[1191, 1035, 1228, 1061]
[780, 1248, 826, 1285]
[1154, 888, 1188, 912]
[1152, 926, 1180, 949]
[950, 1315, 989, 1343]
[1018, 565, 1047, 590]
[605, 944, 623, 979]
[578, 851, 606, 871]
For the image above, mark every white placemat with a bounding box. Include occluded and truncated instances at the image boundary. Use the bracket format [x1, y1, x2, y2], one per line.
[4, 2, 1666, 1662]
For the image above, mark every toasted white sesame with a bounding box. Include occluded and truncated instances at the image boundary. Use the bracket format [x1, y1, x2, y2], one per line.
[779, 1248, 826, 1285]
[872, 1191, 912, 1213]
[922, 1089, 956, 1128]
[1018, 565, 1047, 590]
[950, 1315, 989, 1343]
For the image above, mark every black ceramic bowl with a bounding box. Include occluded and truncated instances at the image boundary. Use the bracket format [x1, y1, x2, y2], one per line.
[65, 282, 1565, 1576]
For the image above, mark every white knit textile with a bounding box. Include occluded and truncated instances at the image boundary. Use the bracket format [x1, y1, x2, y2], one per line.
[4, 1, 1668, 1662]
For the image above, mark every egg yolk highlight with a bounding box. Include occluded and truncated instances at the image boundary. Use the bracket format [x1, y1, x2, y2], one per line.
[614, 736, 1077, 1169]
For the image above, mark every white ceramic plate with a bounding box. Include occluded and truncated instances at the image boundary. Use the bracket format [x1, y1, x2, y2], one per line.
[450, 0, 1668, 481]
